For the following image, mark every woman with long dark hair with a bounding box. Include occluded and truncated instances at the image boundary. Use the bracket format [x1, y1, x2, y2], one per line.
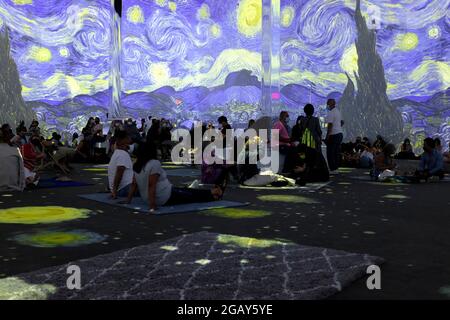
[122, 142, 227, 212]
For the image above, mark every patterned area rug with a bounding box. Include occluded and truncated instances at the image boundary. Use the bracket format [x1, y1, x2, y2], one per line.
[0, 232, 383, 300]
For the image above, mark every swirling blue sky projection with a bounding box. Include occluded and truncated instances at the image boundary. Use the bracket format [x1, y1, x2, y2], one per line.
[0, 0, 448, 146]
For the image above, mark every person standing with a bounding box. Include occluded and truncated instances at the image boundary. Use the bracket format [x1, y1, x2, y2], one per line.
[325, 99, 343, 174]
[273, 111, 296, 173]
[291, 104, 322, 152]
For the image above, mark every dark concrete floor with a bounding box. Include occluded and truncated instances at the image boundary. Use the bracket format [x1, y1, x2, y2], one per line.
[0, 164, 449, 299]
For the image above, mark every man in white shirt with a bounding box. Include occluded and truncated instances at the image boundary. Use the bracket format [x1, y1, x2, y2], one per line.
[108, 130, 134, 199]
[325, 99, 344, 173]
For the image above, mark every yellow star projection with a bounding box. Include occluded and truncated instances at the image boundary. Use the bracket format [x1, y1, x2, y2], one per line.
[237, 0, 262, 37]
[281, 6, 295, 28]
[127, 5, 145, 24]
[395, 32, 419, 51]
[27, 46, 52, 63]
[12, 0, 33, 5]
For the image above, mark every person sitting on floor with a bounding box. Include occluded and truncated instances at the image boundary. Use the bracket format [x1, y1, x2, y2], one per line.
[373, 135, 387, 151]
[340, 142, 359, 168]
[28, 120, 40, 136]
[444, 141, 450, 163]
[122, 142, 226, 212]
[0, 127, 25, 191]
[396, 138, 416, 160]
[108, 130, 134, 199]
[416, 138, 444, 181]
[359, 145, 375, 169]
[372, 143, 396, 179]
[10, 123, 28, 148]
[434, 138, 443, 154]
[21, 136, 46, 186]
[290, 144, 329, 186]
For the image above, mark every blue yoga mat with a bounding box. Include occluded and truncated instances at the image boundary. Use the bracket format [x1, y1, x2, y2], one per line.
[78, 193, 248, 215]
[165, 168, 200, 177]
[37, 178, 93, 189]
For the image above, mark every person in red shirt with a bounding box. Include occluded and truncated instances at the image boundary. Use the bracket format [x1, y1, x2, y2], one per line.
[273, 111, 296, 173]
[21, 136, 45, 186]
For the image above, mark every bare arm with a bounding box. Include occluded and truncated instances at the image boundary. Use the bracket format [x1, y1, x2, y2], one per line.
[148, 174, 160, 211]
[122, 176, 137, 204]
[111, 166, 125, 198]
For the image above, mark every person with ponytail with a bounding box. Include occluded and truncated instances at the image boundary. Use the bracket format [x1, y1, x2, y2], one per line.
[122, 141, 227, 212]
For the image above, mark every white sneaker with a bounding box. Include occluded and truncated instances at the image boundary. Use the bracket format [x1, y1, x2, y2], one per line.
[188, 179, 200, 189]
[329, 170, 339, 175]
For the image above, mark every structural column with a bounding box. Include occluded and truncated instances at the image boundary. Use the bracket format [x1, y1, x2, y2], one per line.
[261, 0, 281, 118]
[109, 0, 123, 119]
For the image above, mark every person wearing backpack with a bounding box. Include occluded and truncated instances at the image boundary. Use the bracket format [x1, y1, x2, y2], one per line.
[291, 104, 322, 152]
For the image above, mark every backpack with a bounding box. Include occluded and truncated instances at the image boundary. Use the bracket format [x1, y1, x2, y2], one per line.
[301, 117, 316, 149]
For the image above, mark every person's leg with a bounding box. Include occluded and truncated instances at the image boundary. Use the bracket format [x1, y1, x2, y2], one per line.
[165, 187, 216, 206]
[282, 146, 297, 173]
[116, 184, 131, 198]
[327, 138, 337, 171]
[333, 133, 343, 171]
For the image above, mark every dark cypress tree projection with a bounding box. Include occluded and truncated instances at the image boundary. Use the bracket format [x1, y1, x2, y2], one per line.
[0, 27, 34, 127]
[340, 0, 404, 144]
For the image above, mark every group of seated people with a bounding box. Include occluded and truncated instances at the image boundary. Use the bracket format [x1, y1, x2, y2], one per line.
[106, 117, 174, 161]
[0, 120, 79, 190]
[2, 109, 449, 203]
[370, 137, 448, 182]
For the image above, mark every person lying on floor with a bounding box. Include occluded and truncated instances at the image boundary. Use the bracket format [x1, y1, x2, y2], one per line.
[415, 138, 444, 181]
[289, 144, 329, 186]
[108, 130, 134, 199]
[122, 142, 227, 212]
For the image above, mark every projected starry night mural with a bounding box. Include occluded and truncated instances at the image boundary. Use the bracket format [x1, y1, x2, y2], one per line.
[0, 0, 448, 148]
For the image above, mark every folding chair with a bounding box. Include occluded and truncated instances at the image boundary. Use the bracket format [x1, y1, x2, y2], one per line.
[36, 148, 70, 175]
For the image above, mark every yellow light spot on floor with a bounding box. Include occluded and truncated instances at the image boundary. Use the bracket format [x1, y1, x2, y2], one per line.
[203, 208, 270, 219]
[383, 194, 409, 200]
[0, 277, 56, 300]
[218, 234, 287, 248]
[13, 230, 104, 248]
[83, 168, 107, 172]
[195, 259, 211, 265]
[257, 195, 319, 204]
[0, 207, 91, 225]
[160, 245, 178, 251]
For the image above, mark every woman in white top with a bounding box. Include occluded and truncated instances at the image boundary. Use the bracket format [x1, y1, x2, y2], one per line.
[123, 142, 226, 212]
